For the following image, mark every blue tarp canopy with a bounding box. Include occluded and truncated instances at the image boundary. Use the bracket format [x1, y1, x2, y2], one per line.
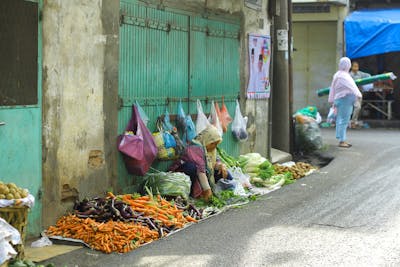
[345, 9, 400, 59]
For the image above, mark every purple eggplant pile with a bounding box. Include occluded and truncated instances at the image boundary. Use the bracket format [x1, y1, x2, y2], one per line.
[73, 197, 135, 222]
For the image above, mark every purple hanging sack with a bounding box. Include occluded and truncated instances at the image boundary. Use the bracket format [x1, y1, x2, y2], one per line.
[117, 104, 158, 175]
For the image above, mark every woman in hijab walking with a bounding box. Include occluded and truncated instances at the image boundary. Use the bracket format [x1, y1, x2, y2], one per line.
[328, 57, 362, 148]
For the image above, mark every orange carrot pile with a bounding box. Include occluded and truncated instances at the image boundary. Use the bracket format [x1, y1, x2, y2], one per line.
[120, 194, 197, 229]
[47, 214, 159, 254]
[47, 193, 198, 254]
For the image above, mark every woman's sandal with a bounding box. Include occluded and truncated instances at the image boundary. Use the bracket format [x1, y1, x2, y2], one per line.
[338, 142, 352, 148]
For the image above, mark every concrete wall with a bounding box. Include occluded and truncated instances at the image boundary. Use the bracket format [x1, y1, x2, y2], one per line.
[293, 5, 349, 64]
[41, 0, 271, 226]
[292, 4, 348, 116]
[240, 1, 271, 157]
[42, 0, 119, 228]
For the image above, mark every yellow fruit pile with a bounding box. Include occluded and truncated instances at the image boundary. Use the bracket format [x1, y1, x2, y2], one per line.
[0, 182, 29, 200]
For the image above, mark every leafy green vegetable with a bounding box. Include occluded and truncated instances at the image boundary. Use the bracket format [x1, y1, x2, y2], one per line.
[259, 160, 272, 170]
[283, 172, 295, 185]
[249, 194, 258, 201]
[210, 195, 226, 208]
[217, 147, 239, 168]
[258, 169, 274, 180]
[143, 171, 191, 199]
[218, 190, 236, 201]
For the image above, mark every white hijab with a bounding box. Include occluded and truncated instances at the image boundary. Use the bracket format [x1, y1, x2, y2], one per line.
[329, 57, 360, 103]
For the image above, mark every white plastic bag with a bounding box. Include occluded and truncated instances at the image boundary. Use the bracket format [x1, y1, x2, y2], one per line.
[229, 166, 252, 189]
[208, 100, 223, 136]
[0, 218, 21, 265]
[196, 99, 210, 134]
[316, 112, 322, 124]
[326, 106, 337, 123]
[231, 100, 248, 142]
[31, 236, 53, 248]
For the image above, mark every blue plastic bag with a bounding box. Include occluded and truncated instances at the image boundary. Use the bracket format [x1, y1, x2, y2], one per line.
[163, 109, 174, 132]
[135, 100, 150, 126]
[177, 100, 187, 131]
[163, 132, 177, 148]
[183, 115, 197, 144]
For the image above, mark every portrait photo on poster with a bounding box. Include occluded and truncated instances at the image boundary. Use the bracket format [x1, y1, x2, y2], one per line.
[246, 34, 271, 99]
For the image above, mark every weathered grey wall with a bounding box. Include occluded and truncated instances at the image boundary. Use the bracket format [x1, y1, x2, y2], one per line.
[240, 1, 271, 157]
[42, 0, 119, 227]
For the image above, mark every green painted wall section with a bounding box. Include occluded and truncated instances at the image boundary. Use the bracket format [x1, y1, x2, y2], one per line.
[118, 0, 240, 193]
[119, 0, 189, 192]
[189, 17, 240, 156]
[0, 107, 42, 236]
[0, 0, 42, 237]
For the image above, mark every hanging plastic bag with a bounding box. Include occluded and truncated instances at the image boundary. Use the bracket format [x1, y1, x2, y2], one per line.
[153, 116, 185, 160]
[315, 112, 322, 124]
[216, 98, 232, 133]
[231, 100, 248, 142]
[170, 127, 185, 155]
[215, 100, 222, 120]
[162, 108, 184, 153]
[118, 131, 144, 160]
[153, 117, 179, 160]
[182, 114, 196, 144]
[163, 108, 174, 132]
[326, 106, 337, 124]
[208, 100, 223, 136]
[196, 99, 210, 134]
[135, 100, 150, 126]
[117, 104, 158, 176]
[176, 99, 187, 131]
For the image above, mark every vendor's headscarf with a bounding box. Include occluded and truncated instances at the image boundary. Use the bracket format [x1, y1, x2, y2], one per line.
[328, 57, 359, 103]
[193, 125, 222, 184]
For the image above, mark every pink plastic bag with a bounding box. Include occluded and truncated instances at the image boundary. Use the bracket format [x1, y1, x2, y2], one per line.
[117, 104, 158, 176]
[216, 98, 232, 133]
[118, 132, 144, 160]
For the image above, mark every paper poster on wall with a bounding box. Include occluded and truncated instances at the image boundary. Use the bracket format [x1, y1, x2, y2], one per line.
[277, 29, 288, 51]
[246, 34, 271, 99]
[244, 0, 262, 10]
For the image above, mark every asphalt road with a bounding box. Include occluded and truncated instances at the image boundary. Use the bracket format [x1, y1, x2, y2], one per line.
[40, 128, 400, 267]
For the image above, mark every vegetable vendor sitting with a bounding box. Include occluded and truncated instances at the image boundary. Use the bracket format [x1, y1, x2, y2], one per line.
[169, 125, 233, 201]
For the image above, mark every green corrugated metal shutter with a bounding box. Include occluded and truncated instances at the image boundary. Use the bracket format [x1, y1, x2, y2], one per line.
[189, 17, 240, 156]
[118, 1, 240, 192]
[119, 1, 189, 192]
